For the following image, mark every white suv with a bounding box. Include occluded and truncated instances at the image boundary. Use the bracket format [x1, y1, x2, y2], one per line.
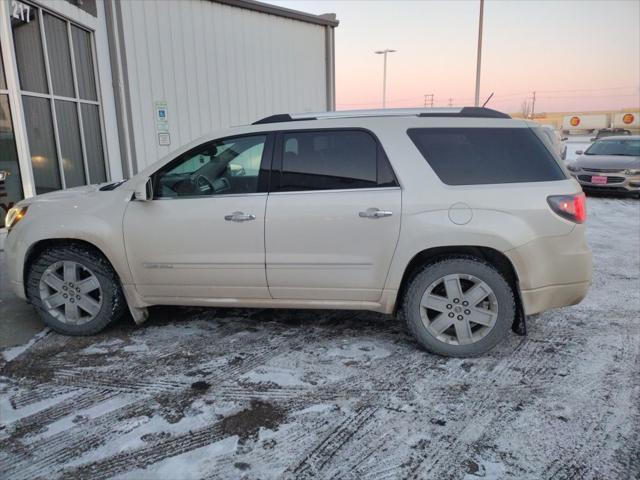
[5, 108, 592, 356]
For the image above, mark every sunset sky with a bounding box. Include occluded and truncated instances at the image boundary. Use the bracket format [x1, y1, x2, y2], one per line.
[267, 0, 640, 113]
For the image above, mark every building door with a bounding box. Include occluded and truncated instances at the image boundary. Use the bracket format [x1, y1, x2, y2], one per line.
[0, 38, 23, 227]
[9, 2, 107, 195]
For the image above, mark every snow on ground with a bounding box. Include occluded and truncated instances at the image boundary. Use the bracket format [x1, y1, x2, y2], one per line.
[1, 196, 639, 480]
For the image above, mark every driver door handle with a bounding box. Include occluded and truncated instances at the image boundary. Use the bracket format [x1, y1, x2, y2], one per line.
[224, 211, 256, 222]
[359, 208, 393, 219]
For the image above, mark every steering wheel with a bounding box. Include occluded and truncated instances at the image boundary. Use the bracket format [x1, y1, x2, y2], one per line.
[194, 175, 214, 194]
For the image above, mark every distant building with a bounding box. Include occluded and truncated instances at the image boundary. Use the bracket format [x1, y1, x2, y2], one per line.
[511, 108, 639, 133]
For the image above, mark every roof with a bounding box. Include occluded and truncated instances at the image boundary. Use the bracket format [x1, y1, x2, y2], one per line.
[212, 0, 339, 27]
[252, 107, 511, 125]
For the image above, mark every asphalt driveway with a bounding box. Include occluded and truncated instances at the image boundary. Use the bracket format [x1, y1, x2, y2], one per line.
[1, 196, 639, 479]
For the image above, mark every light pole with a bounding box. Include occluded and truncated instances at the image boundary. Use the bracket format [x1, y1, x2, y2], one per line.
[474, 0, 484, 107]
[375, 49, 396, 108]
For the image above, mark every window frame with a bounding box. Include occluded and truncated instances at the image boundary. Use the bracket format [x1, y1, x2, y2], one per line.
[151, 131, 275, 200]
[270, 127, 399, 193]
[11, 1, 109, 191]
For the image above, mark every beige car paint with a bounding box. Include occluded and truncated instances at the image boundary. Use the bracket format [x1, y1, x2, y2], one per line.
[123, 193, 270, 299]
[265, 187, 401, 301]
[5, 114, 592, 323]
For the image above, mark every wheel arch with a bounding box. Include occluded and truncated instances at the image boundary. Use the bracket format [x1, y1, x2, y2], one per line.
[23, 238, 149, 325]
[393, 245, 525, 331]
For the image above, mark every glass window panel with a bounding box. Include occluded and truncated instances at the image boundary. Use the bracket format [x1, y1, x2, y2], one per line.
[12, 7, 48, 94]
[22, 96, 61, 193]
[155, 135, 267, 197]
[71, 26, 97, 101]
[0, 95, 25, 227]
[278, 130, 378, 191]
[81, 103, 106, 183]
[56, 100, 85, 187]
[43, 14, 75, 98]
[407, 128, 566, 185]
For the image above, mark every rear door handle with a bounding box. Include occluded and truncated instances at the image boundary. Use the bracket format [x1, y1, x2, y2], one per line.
[224, 211, 256, 222]
[359, 208, 393, 218]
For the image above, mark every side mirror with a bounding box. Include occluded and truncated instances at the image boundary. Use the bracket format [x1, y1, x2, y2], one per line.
[134, 178, 154, 201]
[575, 150, 583, 155]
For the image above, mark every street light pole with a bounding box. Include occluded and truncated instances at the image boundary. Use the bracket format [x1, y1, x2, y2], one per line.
[375, 49, 396, 108]
[474, 0, 484, 107]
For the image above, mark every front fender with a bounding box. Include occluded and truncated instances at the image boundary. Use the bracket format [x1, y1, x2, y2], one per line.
[5, 190, 132, 292]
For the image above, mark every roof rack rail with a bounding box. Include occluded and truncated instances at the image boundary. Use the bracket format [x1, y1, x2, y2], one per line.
[251, 107, 510, 125]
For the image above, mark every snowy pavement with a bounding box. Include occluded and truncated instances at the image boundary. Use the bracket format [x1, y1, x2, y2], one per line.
[1, 196, 639, 480]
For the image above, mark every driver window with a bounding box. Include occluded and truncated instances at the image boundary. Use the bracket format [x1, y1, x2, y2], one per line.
[154, 135, 267, 198]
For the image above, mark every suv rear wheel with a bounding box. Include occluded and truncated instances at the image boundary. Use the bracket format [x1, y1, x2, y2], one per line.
[26, 244, 127, 335]
[401, 257, 515, 357]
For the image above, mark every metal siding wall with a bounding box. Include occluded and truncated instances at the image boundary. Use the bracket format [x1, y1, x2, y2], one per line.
[120, 0, 327, 170]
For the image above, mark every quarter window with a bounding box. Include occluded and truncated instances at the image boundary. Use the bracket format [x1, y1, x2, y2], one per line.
[276, 130, 395, 192]
[154, 135, 267, 198]
[407, 127, 566, 185]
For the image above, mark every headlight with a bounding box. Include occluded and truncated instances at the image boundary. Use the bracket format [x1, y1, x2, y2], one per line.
[624, 169, 640, 175]
[567, 164, 581, 172]
[5, 206, 28, 232]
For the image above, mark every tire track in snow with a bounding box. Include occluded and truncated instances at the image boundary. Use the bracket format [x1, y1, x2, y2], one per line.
[5, 331, 306, 480]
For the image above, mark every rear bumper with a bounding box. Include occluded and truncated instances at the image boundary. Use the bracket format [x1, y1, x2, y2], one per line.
[520, 281, 590, 315]
[505, 225, 592, 315]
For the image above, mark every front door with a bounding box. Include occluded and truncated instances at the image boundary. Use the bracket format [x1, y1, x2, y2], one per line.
[265, 129, 402, 302]
[123, 134, 272, 300]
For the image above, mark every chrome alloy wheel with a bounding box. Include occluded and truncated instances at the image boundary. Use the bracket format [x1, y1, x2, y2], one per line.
[38, 261, 103, 325]
[419, 273, 498, 345]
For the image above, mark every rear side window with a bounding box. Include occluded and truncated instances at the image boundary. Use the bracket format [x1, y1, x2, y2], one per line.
[407, 127, 566, 185]
[275, 130, 397, 191]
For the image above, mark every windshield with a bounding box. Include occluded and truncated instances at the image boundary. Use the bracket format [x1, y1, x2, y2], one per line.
[584, 139, 640, 157]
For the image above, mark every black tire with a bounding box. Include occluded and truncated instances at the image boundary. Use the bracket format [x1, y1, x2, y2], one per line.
[400, 256, 515, 357]
[26, 243, 127, 335]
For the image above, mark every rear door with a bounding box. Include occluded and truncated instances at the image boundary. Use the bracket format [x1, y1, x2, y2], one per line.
[265, 129, 401, 302]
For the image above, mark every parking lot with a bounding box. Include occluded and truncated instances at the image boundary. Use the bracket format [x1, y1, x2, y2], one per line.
[0, 196, 638, 480]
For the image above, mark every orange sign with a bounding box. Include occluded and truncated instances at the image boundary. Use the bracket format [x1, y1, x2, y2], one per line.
[622, 113, 635, 124]
[569, 116, 580, 127]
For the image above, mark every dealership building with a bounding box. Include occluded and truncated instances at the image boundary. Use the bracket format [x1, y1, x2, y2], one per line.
[0, 0, 338, 227]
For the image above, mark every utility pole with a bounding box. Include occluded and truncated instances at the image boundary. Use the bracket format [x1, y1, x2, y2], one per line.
[530, 91, 536, 119]
[374, 49, 396, 108]
[448, 98, 453, 107]
[424, 94, 434, 108]
[474, 0, 485, 107]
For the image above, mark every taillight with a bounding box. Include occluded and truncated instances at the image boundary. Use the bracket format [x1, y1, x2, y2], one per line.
[547, 193, 586, 223]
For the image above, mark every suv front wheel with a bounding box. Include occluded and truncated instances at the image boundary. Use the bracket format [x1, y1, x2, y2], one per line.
[26, 244, 127, 335]
[401, 257, 515, 357]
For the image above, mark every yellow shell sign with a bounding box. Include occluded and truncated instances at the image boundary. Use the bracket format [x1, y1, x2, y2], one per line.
[570, 116, 580, 127]
[622, 113, 635, 124]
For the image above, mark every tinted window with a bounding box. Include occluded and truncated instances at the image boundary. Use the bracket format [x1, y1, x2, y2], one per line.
[278, 130, 379, 191]
[407, 127, 566, 185]
[155, 135, 267, 198]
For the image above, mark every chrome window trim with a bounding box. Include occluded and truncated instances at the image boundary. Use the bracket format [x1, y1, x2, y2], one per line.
[152, 192, 269, 201]
[269, 186, 401, 196]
